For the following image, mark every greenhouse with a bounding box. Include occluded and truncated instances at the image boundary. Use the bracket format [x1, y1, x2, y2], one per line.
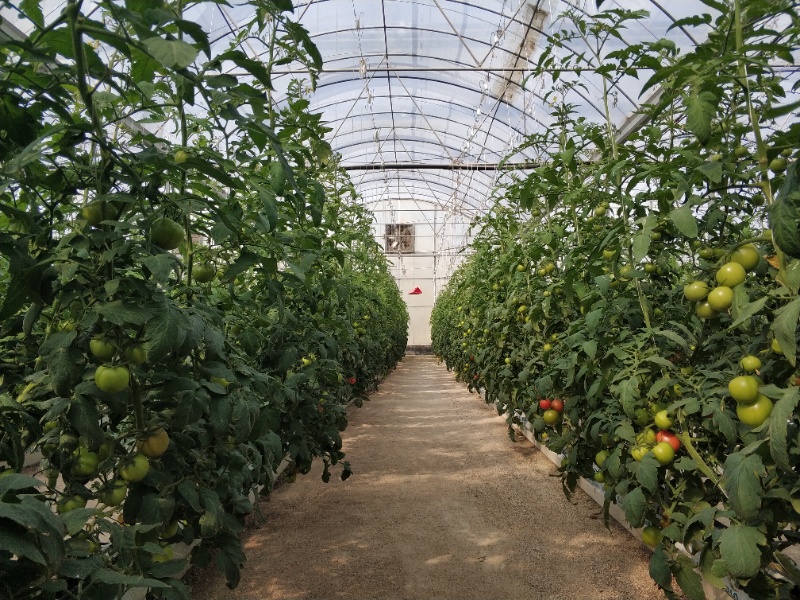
[0, 0, 799, 598]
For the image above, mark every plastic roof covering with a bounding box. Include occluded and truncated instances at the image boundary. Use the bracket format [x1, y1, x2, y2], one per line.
[1, 1, 731, 218]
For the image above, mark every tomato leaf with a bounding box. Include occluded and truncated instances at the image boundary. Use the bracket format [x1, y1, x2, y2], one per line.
[769, 386, 800, 472]
[617, 376, 639, 418]
[632, 215, 657, 263]
[728, 295, 769, 330]
[672, 553, 706, 600]
[769, 194, 800, 260]
[634, 454, 660, 492]
[649, 545, 672, 588]
[68, 397, 104, 449]
[722, 452, 765, 521]
[685, 90, 717, 145]
[718, 525, 766, 579]
[670, 205, 698, 238]
[145, 304, 189, 363]
[622, 486, 646, 527]
[142, 37, 199, 70]
[771, 296, 800, 367]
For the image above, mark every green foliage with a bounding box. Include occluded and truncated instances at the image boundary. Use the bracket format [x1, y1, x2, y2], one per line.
[433, 2, 800, 598]
[0, 1, 408, 598]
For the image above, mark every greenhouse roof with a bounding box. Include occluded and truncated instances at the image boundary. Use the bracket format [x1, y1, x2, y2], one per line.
[0, 0, 774, 218]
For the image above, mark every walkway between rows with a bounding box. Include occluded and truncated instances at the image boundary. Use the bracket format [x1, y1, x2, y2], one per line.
[192, 355, 662, 600]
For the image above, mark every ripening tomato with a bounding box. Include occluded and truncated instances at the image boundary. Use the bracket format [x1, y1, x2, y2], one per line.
[655, 430, 681, 452]
[550, 398, 564, 413]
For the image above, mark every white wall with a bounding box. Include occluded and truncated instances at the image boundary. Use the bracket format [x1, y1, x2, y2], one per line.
[370, 198, 472, 347]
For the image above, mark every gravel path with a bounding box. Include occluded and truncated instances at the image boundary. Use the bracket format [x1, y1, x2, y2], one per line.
[191, 355, 664, 600]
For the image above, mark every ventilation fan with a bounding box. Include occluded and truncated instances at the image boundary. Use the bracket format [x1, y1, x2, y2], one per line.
[385, 224, 415, 254]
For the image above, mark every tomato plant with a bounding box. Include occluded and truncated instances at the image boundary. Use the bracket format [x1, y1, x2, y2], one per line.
[432, 2, 800, 598]
[0, 1, 408, 598]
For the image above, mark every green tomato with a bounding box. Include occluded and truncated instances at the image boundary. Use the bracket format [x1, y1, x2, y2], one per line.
[89, 337, 116, 360]
[695, 301, 718, 320]
[707, 286, 733, 311]
[174, 150, 189, 164]
[98, 479, 128, 507]
[516, 264, 526, 272]
[602, 248, 616, 260]
[631, 446, 648, 461]
[94, 365, 130, 393]
[770, 156, 787, 173]
[595, 450, 610, 467]
[651, 441, 675, 465]
[72, 447, 99, 477]
[740, 355, 761, 373]
[736, 394, 773, 427]
[654, 410, 673, 430]
[593, 471, 605, 483]
[150, 217, 185, 250]
[194, 263, 216, 283]
[772, 338, 784, 355]
[716, 262, 746, 287]
[730, 244, 760, 272]
[728, 375, 760, 403]
[641, 525, 662, 548]
[82, 201, 113, 226]
[734, 145, 749, 158]
[119, 453, 150, 482]
[57, 495, 87, 514]
[683, 281, 709, 302]
[542, 409, 560, 426]
[125, 345, 147, 365]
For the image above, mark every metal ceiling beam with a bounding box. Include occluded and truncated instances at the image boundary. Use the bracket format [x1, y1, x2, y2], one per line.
[342, 162, 538, 171]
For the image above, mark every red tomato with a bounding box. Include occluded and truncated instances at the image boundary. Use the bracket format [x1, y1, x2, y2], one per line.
[655, 430, 681, 452]
[550, 398, 564, 413]
[539, 399, 551, 410]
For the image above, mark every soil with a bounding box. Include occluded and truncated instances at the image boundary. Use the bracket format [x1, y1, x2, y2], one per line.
[190, 354, 665, 600]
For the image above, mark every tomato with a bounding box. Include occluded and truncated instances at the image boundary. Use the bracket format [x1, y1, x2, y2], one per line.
[740, 355, 761, 373]
[194, 263, 216, 283]
[550, 398, 564, 413]
[98, 479, 128, 507]
[602, 248, 615, 260]
[593, 472, 605, 483]
[730, 244, 760, 271]
[734, 145, 749, 158]
[637, 428, 657, 446]
[707, 286, 733, 311]
[542, 409, 560, 425]
[94, 365, 130, 393]
[656, 430, 681, 452]
[715, 262, 746, 287]
[90, 337, 116, 360]
[641, 525, 662, 548]
[57, 495, 87, 514]
[772, 338, 783, 355]
[150, 217, 185, 250]
[151, 544, 174, 563]
[595, 450, 610, 467]
[543, 343, 553, 353]
[695, 301, 718, 319]
[736, 394, 773, 427]
[631, 446, 648, 461]
[125, 345, 147, 365]
[139, 428, 169, 459]
[346, 376, 357, 385]
[119, 453, 150, 482]
[72, 447, 99, 477]
[634, 408, 651, 427]
[654, 410, 673, 430]
[644, 263, 657, 274]
[539, 399, 551, 410]
[728, 375, 759, 403]
[174, 150, 189, 164]
[594, 206, 607, 217]
[82, 201, 113, 226]
[683, 281, 709, 302]
[619, 265, 633, 279]
[651, 441, 675, 465]
[769, 156, 787, 173]
[160, 521, 180, 540]
[544, 262, 556, 274]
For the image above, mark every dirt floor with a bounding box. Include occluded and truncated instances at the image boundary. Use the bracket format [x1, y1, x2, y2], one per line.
[191, 355, 664, 600]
